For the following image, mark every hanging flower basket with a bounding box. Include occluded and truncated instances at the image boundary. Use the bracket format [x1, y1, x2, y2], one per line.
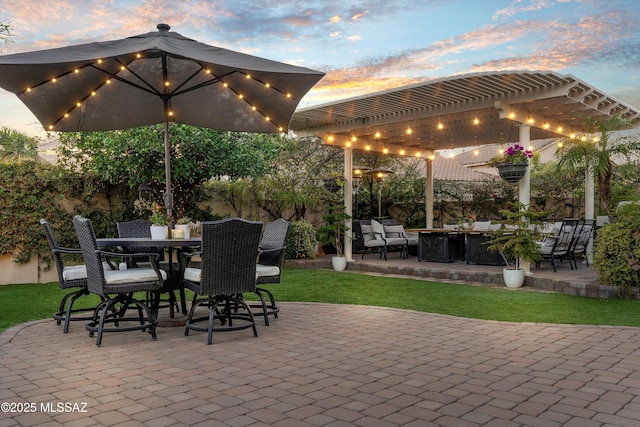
[496, 162, 528, 183]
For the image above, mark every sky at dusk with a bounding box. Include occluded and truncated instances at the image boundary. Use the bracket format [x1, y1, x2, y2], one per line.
[1, 0, 640, 138]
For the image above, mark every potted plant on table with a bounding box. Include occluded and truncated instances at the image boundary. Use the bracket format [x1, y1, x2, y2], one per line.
[484, 202, 545, 288]
[135, 199, 170, 239]
[488, 144, 534, 183]
[316, 205, 351, 271]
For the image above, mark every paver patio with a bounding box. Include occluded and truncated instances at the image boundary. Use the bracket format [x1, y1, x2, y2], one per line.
[2, 261, 640, 427]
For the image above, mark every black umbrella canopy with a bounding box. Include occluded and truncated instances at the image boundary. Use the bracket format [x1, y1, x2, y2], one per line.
[0, 24, 324, 221]
[0, 24, 325, 133]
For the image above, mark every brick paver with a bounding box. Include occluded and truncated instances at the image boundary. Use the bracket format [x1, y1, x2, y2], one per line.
[2, 300, 640, 426]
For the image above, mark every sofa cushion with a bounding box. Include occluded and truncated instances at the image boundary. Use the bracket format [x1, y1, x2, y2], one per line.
[371, 219, 386, 238]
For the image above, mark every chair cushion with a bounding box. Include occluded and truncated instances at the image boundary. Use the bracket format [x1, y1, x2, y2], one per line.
[371, 220, 386, 238]
[361, 225, 385, 248]
[184, 267, 201, 283]
[472, 221, 491, 231]
[104, 268, 166, 285]
[62, 262, 113, 281]
[62, 265, 87, 281]
[256, 264, 280, 277]
[383, 225, 406, 238]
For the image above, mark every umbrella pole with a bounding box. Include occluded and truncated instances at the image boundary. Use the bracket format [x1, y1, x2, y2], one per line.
[163, 102, 173, 236]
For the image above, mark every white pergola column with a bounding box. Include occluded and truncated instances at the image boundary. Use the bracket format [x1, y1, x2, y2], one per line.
[518, 124, 532, 275]
[344, 147, 354, 262]
[425, 157, 434, 228]
[585, 165, 595, 263]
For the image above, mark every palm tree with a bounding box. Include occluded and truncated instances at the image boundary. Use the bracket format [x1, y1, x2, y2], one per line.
[555, 115, 640, 215]
[0, 127, 40, 162]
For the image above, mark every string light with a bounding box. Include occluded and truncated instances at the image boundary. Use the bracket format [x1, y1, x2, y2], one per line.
[437, 122, 444, 130]
[473, 118, 479, 125]
[399, 149, 406, 156]
[31, 57, 293, 133]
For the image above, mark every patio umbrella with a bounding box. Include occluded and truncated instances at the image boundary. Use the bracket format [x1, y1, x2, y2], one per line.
[0, 23, 324, 219]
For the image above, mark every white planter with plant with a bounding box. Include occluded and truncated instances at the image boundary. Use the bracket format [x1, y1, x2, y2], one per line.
[484, 202, 545, 288]
[317, 205, 351, 271]
[148, 206, 170, 240]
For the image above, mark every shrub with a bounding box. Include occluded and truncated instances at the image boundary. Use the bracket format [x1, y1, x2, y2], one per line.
[593, 203, 640, 295]
[285, 219, 317, 259]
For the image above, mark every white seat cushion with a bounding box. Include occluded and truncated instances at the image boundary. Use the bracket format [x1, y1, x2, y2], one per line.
[62, 262, 113, 281]
[472, 221, 491, 231]
[256, 264, 280, 277]
[62, 265, 88, 281]
[184, 267, 201, 283]
[104, 268, 166, 285]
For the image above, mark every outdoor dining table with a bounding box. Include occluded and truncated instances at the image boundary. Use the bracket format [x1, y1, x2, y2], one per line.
[96, 236, 202, 322]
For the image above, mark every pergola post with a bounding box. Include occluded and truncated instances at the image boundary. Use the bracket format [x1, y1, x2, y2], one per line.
[518, 124, 532, 275]
[585, 165, 595, 263]
[425, 157, 434, 229]
[344, 147, 354, 262]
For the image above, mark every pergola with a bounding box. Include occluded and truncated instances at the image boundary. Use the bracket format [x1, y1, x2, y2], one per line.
[290, 70, 640, 262]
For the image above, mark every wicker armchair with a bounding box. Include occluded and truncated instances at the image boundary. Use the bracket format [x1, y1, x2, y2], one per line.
[73, 215, 165, 346]
[41, 218, 99, 333]
[182, 218, 262, 345]
[252, 218, 290, 325]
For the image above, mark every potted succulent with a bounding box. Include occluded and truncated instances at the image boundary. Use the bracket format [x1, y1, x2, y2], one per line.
[488, 144, 534, 183]
[484, 202, 545, 288]
[316, 205, 351, 271]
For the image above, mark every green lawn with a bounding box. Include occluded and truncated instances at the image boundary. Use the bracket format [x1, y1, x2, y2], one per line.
[2, 267, 639, 334]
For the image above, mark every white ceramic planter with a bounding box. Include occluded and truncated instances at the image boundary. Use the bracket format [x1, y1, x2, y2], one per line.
[331, 256, 347, 271]
[174, 224, 191, 239]
[503, 268, 525, 288]
[150, 225, 168, 240]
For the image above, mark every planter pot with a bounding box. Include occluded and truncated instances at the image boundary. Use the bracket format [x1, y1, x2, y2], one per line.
[331, 256, 348, 271]
[174, 224, 191, 239]
[503, 268, 525, 288]
[496, 162, 528, 183]
[150, 225, 168, 240]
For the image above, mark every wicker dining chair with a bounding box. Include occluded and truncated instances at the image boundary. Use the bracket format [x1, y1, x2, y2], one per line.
[117, 220, 186, 316]
[73, 215, 165, 346]
[252, 218, 291, 325]
[182, 218, 262, 345]
[41, 218, 99, 333]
